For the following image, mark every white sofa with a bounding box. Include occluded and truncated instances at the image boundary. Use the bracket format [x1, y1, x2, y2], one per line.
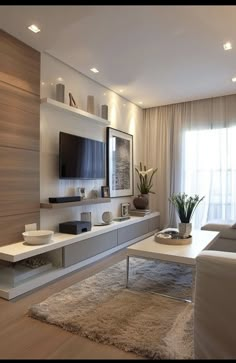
[194, 223, 236, 359]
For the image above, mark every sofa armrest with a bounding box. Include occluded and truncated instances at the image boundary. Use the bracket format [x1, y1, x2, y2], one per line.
[194, 250, 236, 359]
[201, 224, 236, 252]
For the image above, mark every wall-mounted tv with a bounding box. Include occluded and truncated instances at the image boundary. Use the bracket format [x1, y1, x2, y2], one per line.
[59, 132, 105, 179]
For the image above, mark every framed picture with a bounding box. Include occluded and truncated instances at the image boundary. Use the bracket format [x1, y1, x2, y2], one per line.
[121, 202, 130, 217]
[101, 186, 110, 198]
[106, 127, 134, 198]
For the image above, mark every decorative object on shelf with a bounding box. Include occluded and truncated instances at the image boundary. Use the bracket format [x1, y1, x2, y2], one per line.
[87, 95, 95, 114]
[133, 162, 158, 209]
[133, 194, 149, 210]
[102, 211, 113, 224]
[121, 202, 130, 217]
[76, 187, 86, 199]
[101, 186, 110, 198]
[69, 92, 77, 108]
[135, 162, 158, 194]
[107, 127, 134, 198]
[81, 212, 92, 223]
[91, 189, 99, 198]
[22, 230, 54, 245]
[56, 83, 65, 103]
[169, 193, 205, 238]
[129, 209, 151, 217]
[101, 104, 108, 120]
[21, 256, 51, 269]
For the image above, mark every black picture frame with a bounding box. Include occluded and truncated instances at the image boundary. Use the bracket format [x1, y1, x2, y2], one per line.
[106, 127, 134, 198]
[101, 186, 110, 198]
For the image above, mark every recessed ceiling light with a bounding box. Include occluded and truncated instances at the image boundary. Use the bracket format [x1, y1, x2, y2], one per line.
[119, 89, 124, 93]
[232, 77, 236, 82]
[57, 77, 63, 82]
[90, 68, 99, 73]
[28, 24, 40, 33]
[223, 42, 232, 50]
[138, 101, 143, 105]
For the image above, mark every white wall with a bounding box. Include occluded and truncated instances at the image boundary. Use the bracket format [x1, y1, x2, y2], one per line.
[40, 53, 144, 231]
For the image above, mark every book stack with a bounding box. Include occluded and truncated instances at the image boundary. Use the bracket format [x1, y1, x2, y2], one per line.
[129, 209, 151, 217]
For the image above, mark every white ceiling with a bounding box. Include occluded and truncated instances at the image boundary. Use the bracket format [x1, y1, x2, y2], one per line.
[1, 5, 236, 108]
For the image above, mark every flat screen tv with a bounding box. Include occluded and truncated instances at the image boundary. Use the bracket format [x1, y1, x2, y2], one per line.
[59, 132, 105, 179]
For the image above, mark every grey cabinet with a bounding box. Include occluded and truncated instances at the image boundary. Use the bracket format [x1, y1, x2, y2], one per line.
[117, 220, 149, 245]
[62, 213, 160, 268]
[63, 230, 117, 267]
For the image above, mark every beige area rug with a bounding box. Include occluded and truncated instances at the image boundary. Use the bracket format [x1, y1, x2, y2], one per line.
[29, 258, 194, 360]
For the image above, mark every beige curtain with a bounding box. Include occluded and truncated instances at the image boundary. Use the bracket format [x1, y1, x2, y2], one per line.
[143, 94, 236, 229]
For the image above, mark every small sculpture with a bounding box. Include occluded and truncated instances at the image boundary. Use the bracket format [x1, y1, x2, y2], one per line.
[102, 211, 113, 224]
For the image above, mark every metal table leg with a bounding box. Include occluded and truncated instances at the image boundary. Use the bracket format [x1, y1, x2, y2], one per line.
[126, 255, 129, 288]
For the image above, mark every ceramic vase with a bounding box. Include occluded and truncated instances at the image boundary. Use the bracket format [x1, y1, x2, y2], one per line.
[133, 194, 149, 209]
[178, 222, 192, 238]
[102, 211, 113, 224]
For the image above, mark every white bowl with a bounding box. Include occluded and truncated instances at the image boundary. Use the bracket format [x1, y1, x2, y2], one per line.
[22, 230, 54, 245]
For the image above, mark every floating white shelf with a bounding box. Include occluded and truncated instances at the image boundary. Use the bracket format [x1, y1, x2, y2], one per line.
[40, 197, 111, 209]
[0, 212, 160, 299]
[40, 98, 111, 127]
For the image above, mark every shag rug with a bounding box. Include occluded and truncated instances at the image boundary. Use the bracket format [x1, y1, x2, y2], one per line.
[29, 258, 194, 360]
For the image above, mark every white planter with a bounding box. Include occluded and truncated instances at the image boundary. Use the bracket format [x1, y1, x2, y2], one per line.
[178, 223, 192, 238]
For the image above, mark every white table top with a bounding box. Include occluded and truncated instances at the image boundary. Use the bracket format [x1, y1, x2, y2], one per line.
[127, 229, 220, 265]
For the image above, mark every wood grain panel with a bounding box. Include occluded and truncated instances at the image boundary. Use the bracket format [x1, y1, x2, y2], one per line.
[0, 82, 39, 150]
[0, 30, 40, 95]
[0, 81, 39, 115]
[0, 146, 40, 217]
[0, 212, 40, 246]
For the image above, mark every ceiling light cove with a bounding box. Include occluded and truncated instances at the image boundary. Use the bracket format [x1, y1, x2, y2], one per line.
[28, 24, 40, 33]
[90, 68, 99, 73]
[223, 42, 232, 50]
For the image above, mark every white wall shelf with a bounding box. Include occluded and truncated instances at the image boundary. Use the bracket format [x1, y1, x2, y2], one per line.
[40, 197, 111, 209]
[40, 98, 111, 126]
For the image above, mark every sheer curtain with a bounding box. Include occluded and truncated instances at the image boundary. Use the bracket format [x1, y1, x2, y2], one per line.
[144, 94, 236, 229]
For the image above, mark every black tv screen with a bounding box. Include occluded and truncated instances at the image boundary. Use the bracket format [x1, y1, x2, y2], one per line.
[59, 132, 105, 179]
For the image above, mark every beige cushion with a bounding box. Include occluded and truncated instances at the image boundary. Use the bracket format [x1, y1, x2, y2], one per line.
[201, 223, 236, 239]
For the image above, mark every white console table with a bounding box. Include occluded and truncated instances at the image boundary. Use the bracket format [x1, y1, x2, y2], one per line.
[0, 212, 160, 300]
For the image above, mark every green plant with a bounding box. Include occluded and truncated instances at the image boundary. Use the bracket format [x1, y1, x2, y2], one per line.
[169, 193, 205, 223]
[135, 162, 158, 194]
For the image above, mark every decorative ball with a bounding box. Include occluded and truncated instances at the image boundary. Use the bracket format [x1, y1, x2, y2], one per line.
[102, 211, 113, 224]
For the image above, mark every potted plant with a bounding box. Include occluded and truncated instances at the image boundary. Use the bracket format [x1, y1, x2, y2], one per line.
[169, 193, 205, 237]
[133, 162, 158, 209]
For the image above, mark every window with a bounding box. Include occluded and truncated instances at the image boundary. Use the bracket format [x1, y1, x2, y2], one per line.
[183, 127, 236, 228]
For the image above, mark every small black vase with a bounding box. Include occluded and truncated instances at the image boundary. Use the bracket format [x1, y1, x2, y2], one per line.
[133, 194, 149, 209]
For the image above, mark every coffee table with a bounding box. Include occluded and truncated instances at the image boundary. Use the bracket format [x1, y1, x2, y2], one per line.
[126, 228, 219, 302]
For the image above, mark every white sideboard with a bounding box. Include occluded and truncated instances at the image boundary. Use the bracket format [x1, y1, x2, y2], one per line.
[0, 212, 160, 300]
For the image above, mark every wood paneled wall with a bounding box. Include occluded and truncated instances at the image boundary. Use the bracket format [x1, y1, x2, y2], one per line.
[0, 30, 40, 246]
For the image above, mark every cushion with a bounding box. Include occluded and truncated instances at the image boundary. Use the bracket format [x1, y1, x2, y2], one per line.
[201, 223, 236, 240]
